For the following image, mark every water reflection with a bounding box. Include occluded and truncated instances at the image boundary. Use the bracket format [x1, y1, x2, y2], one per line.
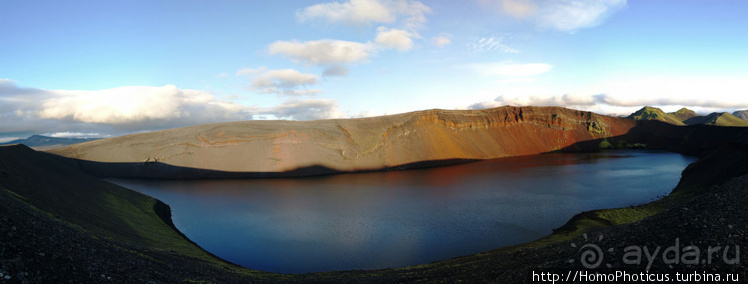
[110, 150, 695, 273]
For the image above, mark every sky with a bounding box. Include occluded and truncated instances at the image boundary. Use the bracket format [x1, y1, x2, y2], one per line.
[2, 0, 748, 141]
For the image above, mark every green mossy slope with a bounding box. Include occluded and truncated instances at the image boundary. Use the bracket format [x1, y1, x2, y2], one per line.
[627, 106, 685, 125]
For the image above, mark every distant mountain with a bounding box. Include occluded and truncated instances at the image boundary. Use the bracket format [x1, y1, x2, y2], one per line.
[627, 106, 685, 125]
[0, 135, 99, 149]
[733, 110, 748, 121]
[628, 107, 748, 127]
[669, 108, 699, 122]
[684, 112, 748, 127]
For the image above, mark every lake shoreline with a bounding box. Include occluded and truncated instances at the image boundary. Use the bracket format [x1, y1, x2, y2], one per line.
[111, 150, 695, 274]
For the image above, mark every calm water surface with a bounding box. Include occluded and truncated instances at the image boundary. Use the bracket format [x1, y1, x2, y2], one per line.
[110, 150, 696, 273]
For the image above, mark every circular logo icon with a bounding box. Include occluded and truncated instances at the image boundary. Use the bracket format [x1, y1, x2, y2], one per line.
[569, 233, 612, 269]
[578, 243, 604, 269]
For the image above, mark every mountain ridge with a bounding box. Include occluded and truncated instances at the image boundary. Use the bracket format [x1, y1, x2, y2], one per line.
[733, 110, 748, 121]
[628, 106, 748, 127]
[669, 107, 699, 121]
[0, 135, 99, 149]
[627, 106, 685, 125]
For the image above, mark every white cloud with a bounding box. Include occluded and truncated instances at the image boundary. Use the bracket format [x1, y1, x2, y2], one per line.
[0, 137, 22, 143]
[258, 99, 344, 121]
[251, 69, 319, 88]
[323, 65, 350, 77]
[37, 85, 245, 124]
[0, 80, 347, 138]
[41, 132, 110, 138]
[282, 89, 324, 96]
[468, 101, 503, 110]
[502, 93, 596, 106]
[467, 61, 553, 77]
[479, 0, 536, 18]
[431, 35, 452, 47]
[297, 0, 394, 26]
[374, 26, 414, 51]
[393, 0, 431, 31]
[468, 77, 748, 114]
[244, 68, 321, 96]
[469, 93, 608, 113]
[481, 0, 627, 33]
[536, 0, 627, 32]
[275, 1, 431, 77]
[591, 77, 748, 109]
[236, 67, 267, 76]
[268, 39, 373, 65]
[500, 0, 537, 18]
[469, 37, 519, 53]
[255, 88, 324, 96]
[297, 0, 431, 30]
[0, 81, 254, 136]
[267, 30, 421, 76]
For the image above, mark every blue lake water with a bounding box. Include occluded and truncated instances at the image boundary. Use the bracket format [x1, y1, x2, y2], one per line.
[109, 150, 696, 274]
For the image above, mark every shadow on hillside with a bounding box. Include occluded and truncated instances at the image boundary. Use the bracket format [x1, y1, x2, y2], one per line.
[0, 144, 158, 245]
[552, 120, 747, 155]
[551, 120, 748, 194]
[42, 152, 478, 179]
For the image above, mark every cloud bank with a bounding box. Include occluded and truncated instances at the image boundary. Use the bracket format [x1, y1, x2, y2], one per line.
[0, 79, 343, 138]
[468, 77, 748, 113]
[256, 99, 343, 121]
[36, 85, 243, 124]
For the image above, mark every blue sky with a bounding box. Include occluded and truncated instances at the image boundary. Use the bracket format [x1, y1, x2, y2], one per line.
[2, 0, 747, 140]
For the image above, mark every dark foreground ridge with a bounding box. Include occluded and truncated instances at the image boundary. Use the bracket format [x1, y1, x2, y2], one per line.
[0, 144, 285, 283]
[2, 106, 748, 283]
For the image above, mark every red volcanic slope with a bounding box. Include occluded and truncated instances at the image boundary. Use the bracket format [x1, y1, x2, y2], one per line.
[48, 106, 638, 178]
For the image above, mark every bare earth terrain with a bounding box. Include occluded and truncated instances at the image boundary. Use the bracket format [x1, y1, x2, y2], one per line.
[47, 107, 635, 178]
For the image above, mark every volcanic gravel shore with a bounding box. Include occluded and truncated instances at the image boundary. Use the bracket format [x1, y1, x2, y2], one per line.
[0, 187, 252, 284]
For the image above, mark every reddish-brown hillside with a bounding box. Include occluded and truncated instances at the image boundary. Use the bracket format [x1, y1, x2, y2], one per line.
[47, 106, 637, 178]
